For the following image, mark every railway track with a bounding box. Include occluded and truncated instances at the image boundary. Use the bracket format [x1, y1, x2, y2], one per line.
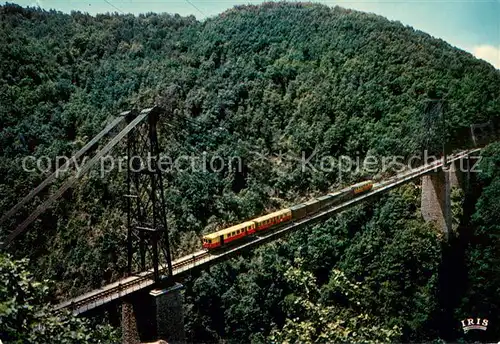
[55, 250, 211, 313]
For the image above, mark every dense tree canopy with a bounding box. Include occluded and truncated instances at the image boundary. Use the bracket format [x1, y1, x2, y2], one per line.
[0, 2, 499, 343]
[453, 143, 500, 342]
[0, 254, 118, 343]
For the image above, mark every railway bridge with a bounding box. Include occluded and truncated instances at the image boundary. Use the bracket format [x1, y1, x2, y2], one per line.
[0, 105, 493, 344]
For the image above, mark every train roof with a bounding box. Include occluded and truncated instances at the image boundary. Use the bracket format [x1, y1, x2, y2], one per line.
[351, 180, 373, 187]
[202, 221, 255, 239]
[253, 209, 291, 223]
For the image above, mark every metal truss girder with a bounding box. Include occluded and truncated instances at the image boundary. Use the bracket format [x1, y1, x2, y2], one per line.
[126, 106, 173, 282]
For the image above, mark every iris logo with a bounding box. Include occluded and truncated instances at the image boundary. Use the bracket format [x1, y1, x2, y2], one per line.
[461, 318, 488, 333]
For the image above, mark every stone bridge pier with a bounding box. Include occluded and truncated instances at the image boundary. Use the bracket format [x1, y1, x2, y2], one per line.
[421, 156, 474, 238]
[122, 283, 185, 344]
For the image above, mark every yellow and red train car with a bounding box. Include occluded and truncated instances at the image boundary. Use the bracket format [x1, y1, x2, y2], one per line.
[202, 180, 374, 250]
[202, 221, 255, 249]
[253, 209, 292, 231]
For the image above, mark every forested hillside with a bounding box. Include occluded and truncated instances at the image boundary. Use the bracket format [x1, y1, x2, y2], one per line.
[1, 2, 500, 343]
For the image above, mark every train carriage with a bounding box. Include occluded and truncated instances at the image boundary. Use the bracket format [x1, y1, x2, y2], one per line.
[316, 195, 333, 209]
[328, 187, 352, 204]
[351, 180, 373, 194]
[202, 221, 255, 249]
[253, 209, 292, 231]
[289, 203, 307, 220]
[304, 199, 322, 216]
[202, 180, 374, 250]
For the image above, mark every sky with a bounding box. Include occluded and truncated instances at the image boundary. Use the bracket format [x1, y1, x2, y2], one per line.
[2, 0, 500, 69]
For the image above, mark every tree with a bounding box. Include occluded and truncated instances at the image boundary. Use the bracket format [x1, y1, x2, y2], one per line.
[455, 142, 500, 342]
[270, 260, 401, 343]
[0, 254, 118, 344]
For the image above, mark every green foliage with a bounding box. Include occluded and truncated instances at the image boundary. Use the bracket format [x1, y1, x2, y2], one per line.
[338, 187, 442, 339]
[1, 2, 499, 292]
[184, 187, 443, 342]
[454, 142, 500, 342]
[270, 261, 401, 343]
[451, 187, 465, 233]
[0, 253, 118, 343]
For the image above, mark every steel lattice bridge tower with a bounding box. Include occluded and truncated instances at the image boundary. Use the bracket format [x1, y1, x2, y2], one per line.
[0, 106, 173, 283]
[125, 108, 173, 282]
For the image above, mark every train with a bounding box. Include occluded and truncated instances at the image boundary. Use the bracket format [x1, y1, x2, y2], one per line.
[202, 180, 373, 250]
